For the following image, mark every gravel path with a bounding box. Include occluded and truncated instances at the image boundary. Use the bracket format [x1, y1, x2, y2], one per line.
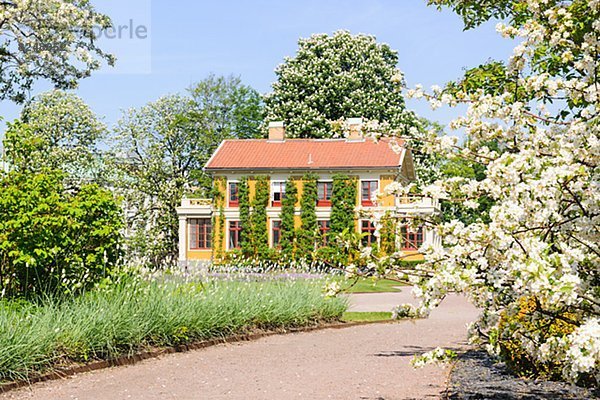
[348, 288, 418, 312]
[2, 295, 478, 400]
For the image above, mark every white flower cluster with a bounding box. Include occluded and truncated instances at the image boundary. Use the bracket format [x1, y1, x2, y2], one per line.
[324, 281, 342, 298]
[391, 303, 428, 320]
[411, 347, 457, 368]
[0, 0, 114, 101]
[264, 30, 416, 138]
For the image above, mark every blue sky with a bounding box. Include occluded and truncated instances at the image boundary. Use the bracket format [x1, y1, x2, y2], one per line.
[0, 0, 515, 134]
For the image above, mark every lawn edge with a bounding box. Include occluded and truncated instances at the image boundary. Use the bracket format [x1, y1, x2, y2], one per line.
[0, 319, 397, 393]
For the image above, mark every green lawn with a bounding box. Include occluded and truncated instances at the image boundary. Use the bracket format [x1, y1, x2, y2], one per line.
[341, 312, 392, 322]
[341, 277, 405, 293]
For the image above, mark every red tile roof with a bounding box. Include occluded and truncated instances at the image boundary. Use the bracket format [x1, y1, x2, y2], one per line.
[205, 139, 404, 171]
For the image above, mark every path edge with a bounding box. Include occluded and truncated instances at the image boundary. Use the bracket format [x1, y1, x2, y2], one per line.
[0, 319, 398, 394]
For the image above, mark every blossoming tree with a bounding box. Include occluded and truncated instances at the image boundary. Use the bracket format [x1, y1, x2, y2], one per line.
[353, 0, 599, 384]
[0, 0, 114, 103]
[4, 90, 108, 183]
[265, 30, 415, 138]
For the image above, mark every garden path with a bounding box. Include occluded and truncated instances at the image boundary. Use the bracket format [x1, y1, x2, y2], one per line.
[2, 294, 478, 400]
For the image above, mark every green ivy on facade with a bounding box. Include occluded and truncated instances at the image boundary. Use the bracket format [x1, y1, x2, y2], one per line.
[251, 176, 270, 258]
[298, 173, 318, 258]
[331, 174, 357, 235]
[280, 177, 297, 259]
[238, 176, 252, 257]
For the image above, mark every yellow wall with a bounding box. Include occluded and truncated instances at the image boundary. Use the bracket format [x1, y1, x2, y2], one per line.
[200, 172, 422, 260]
[401, 251, 425, 262]
[185, 225, 213, 261]
[379, 175, 396, 207]
[293, 214, 302, 229]
[187, 250, 212, 260]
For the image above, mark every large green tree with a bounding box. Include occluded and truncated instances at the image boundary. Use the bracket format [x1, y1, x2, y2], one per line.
[0, 0, 114, 103]
[265, 30, 415, 138]
[188, 74, 265, 190]
[111, 75, 264, 267]
[111, 95, 199, 268]
[3, 90, 107, 183]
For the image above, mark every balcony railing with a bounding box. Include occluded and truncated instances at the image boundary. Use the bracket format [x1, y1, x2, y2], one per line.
[396, 196, 440, 214]
[180, 198, 213, 207]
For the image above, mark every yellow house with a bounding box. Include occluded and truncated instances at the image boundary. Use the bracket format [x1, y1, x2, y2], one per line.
[176, 119, 440, 264]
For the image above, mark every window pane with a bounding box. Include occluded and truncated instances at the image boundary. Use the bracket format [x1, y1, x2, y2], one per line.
[229, 221, 240, 249]
[272, 182, 286, 202]
[229, 183, 238, 202]
[361, 182, 369, 200]
[318, 183, 325, 199]
[361, 181, 378, 202]
[189, 219, 198, 248]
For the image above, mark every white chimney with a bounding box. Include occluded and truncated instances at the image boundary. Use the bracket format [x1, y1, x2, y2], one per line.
[347, 117, 364, 141]
[268, 121, 285, 141]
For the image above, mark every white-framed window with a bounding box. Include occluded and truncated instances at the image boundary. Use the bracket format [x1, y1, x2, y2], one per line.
[228, 220, 242, 250]
[228, 180, 239, 207]
[361, 180, 379, 206]
[271, 181, 286, 206]
[317, 181, 333, 206]
[271, 220, 282, 248]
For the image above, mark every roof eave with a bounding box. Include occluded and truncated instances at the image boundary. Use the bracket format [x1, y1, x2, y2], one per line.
[203, 140, 227, 172]
[204, 165, 401, 172]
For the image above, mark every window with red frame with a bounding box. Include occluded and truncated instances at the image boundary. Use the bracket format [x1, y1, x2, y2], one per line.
[400, 226, 424, 250]
[318, 220, 331, 246]
[271, 181, 286, 207]
[361, 180, 378, 206]
[229, 221, 242, 249]
[317, 182, 333, 206]
[189, 218, 212, 250]
[229, 182, 239, 207]
[272, 220, 282, 248]
[361, 220, 377, 246]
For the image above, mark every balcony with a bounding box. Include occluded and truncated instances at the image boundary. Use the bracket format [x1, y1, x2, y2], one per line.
[395, 196, 440, 215]
[177, 198, 213, 217]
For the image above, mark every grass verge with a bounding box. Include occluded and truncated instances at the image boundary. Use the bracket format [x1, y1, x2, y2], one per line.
[341, 312, 393, 322]
[0, 279, 347, 383]
[341, 278, 405, 293]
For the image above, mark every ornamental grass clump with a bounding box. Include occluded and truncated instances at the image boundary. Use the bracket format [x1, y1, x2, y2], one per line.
[0, 278, 346, 383]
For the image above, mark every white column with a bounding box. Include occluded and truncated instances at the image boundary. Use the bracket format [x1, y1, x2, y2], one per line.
[178, 216, 187, 262]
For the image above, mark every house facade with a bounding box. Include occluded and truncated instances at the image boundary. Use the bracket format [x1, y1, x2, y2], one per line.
[176, 119, 440, 264]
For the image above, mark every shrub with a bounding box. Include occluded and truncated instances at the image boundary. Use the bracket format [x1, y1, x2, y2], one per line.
[251, 176, 270, 258]
[238, 177, 252, 257]
[0, 170, 122, 298]
[492, 296, 578, 381]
